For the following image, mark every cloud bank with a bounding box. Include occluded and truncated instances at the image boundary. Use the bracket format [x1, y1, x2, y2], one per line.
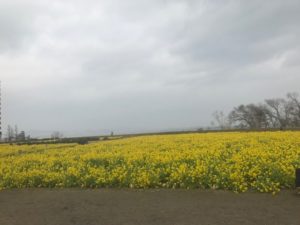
[1, 0, 300, 137]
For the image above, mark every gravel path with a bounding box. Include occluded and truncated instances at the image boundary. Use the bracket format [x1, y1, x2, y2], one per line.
[0, 189, 299, 225]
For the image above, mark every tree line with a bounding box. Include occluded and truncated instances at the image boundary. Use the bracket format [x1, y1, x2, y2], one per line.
[5, 125, 29, 142]
[213, 92, 300, 130]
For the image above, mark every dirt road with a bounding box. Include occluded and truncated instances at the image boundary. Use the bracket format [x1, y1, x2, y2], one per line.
[0, 189, 299, 225]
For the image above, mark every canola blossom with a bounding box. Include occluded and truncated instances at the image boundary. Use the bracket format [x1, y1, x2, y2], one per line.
[0, 132, 300, 193]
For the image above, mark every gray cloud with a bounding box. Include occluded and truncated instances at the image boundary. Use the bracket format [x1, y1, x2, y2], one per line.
[0, 1, 44, 52]
[1, 0, 300, 137]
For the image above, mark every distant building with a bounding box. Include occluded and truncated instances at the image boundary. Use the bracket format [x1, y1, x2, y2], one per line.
[18, 131, 26, 141]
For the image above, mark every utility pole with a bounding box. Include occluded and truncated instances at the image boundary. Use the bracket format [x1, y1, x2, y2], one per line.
[0, 81, 2, 141]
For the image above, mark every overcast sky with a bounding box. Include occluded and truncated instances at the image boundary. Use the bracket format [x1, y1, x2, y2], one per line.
[1, 0, 300, 137]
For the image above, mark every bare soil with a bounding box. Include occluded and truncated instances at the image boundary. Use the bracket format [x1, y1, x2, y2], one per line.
[0, 189, 299, 225]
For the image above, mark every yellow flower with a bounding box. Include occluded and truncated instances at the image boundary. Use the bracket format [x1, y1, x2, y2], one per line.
[0, 131, 299, 193]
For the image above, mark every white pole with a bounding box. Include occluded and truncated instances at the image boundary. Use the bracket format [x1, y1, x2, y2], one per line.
[0, 80, 2, 141]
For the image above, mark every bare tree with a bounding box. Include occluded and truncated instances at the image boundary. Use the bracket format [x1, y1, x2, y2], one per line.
[7, 125, 14, 142]
[212, 111, 231, 129]
[14, 125, 19, 141]
[51, 131, 63, 140]
[264, 98, 292, 129]
[287, 92, 300, 127]
[229, 104, 269, 129]
[214, 92, 300, 130]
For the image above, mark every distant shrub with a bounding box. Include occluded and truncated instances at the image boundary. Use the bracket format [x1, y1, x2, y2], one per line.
[13, 136, 99, 145]
[77, 139, 89, 145]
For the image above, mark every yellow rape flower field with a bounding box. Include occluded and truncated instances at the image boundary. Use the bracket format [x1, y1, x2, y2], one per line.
[0, 131, 300, 194]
